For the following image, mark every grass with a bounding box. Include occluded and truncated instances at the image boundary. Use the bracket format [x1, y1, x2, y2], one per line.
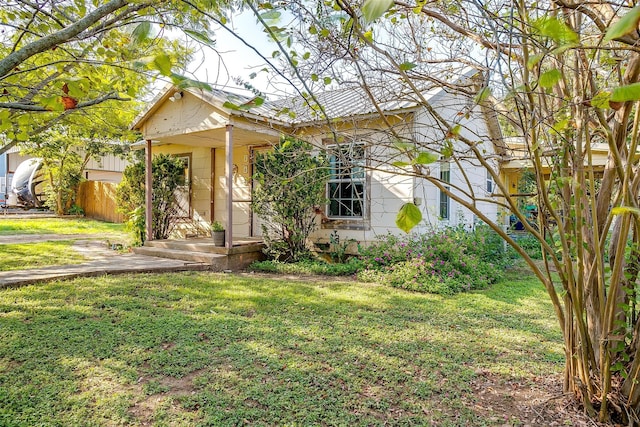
[0, 270, 563, 426]
[0, 241, 87, 271]
[0, 217, 125, 236]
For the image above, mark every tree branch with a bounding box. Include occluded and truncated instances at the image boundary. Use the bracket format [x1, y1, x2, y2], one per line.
[0, 0, 129, 79]
[0, 92, 130, 112]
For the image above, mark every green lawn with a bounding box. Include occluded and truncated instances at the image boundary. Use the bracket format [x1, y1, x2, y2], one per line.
[0, 217, 125, 236]
[0, 270, 564, 426]
[0, 240, 86, 271]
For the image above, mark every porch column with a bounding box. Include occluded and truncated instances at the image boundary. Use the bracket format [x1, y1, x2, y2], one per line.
[225, 124, 233, 249]
[145, 139, 153, 242]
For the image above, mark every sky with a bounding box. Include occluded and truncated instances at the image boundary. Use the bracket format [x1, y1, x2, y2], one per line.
[185, 11, 290, 98]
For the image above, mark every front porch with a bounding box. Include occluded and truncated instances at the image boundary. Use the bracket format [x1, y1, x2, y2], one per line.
[133, 237, 265, 271]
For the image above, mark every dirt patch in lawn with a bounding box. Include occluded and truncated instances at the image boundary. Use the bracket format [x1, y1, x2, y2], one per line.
[469, 369, 600, 426]
[128, 369, 207, 425]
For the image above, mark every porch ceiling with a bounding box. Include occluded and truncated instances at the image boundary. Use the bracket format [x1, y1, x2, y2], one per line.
[149, 125, 281, 148]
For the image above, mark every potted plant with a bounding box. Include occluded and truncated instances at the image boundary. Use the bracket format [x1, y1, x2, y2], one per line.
[211, 221, 225, 246]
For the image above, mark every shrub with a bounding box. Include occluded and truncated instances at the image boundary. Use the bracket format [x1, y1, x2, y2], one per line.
[357, 228, 504, 295]
[116, 153, 185, 245]
[252, 137, 329, 262]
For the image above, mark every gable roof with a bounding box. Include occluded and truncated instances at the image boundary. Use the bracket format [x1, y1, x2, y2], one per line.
[132, 67, 492, 137]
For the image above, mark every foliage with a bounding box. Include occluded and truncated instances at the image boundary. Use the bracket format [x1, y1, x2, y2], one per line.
[0, 0, 219, 154]
[210, 221, 224, 232]
[328, 230, 355, 263]
[357, 227, 504, 295]
[252, 136, 329, 261]
[250, 257, 362, 276]
[509, 234, 544, 260]
[0, 271, 563, 425]
[0, 240, 86, 270]
[67, 204, 85, 216]
[116, 153, 185, 244]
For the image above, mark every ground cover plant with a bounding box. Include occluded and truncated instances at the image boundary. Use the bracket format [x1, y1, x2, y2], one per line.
[357, 226, 507, 295]
[0, 241, 86, 271]
[250, 257, 362, 276]
[0, 217, 125, 236]
[0, 271, 569, 426]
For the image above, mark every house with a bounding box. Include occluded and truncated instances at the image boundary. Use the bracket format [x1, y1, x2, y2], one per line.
[131, 71, 502, 251]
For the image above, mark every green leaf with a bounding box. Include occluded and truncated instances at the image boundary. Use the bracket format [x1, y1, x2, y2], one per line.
[538, 69, 562, 89]
[260, 10, 281, 20]
[590, 91, 611, 109]
[399, 62, 417, 71]
[223, 101, 243, 111]
[361, 0, 394, 23]
[611, 82, 640, 102]
[604, 5, 640, 42]
[527, 53, 543, 70]
[448, 124, 461, 137]
[171, 74, 212, 91]
[131, 21, 151, 43]
[40, 95, 64, 111]
[552, 118, 569, 132]
[611, 206, 640, 216]
[323, 77, 332, 85]
[413, 151, 437, 165]
[396, 203, 422, 233]
[66, 79, 89, 98]
[441, 140, 453, 158]
[184, 29, 215, 46]
[534, 17, 579, 45]
[473, 87, 491, 104]
[151, 53, 172, 76]
[392, 161, 410, 167]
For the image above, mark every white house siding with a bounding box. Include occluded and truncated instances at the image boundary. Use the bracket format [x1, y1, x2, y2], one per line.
[140, 91, 226, 140]
[412, 90, 499, 232]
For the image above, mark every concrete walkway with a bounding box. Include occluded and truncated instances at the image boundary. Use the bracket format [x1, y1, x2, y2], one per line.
[0, 237, 210, 288]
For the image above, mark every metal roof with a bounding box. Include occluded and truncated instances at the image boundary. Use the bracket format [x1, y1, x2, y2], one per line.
[133, 67, 480, 130]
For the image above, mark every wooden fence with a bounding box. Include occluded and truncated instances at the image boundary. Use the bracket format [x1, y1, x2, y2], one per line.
[77, 181, 124, 223]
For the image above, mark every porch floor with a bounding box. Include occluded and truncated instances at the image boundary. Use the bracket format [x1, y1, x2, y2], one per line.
[133, 237, 265, 271]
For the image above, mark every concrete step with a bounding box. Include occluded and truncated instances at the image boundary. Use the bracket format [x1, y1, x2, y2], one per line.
[144, 239, 224, 253]
[145, 238, 264, 255]
[133, 246, 225, 265]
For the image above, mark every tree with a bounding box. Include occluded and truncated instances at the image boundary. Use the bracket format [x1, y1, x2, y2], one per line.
[243, 0, 640, 422]
[0, 0, 219, 154]
[252, 136, 329, 261]
[117, 153, 186, 244]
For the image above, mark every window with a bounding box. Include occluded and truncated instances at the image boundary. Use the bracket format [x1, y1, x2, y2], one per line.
[486, 169, 494, 194]
[327, 143, 366, 219]
[439, 160, 450, 220]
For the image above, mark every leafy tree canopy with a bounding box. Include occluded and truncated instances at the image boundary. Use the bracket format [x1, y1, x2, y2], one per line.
[0, 0, 225, 153]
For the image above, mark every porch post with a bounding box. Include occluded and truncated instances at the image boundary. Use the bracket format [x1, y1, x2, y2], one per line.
[225, 124, 233, 249]
[145, 139, 153, 242]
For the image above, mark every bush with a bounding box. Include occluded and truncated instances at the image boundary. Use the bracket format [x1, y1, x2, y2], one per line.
[116, 153, 185, 245]
[357, 227, 504, 295]
[252, 137, 329, 262]
[509, 233, 544, 260]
